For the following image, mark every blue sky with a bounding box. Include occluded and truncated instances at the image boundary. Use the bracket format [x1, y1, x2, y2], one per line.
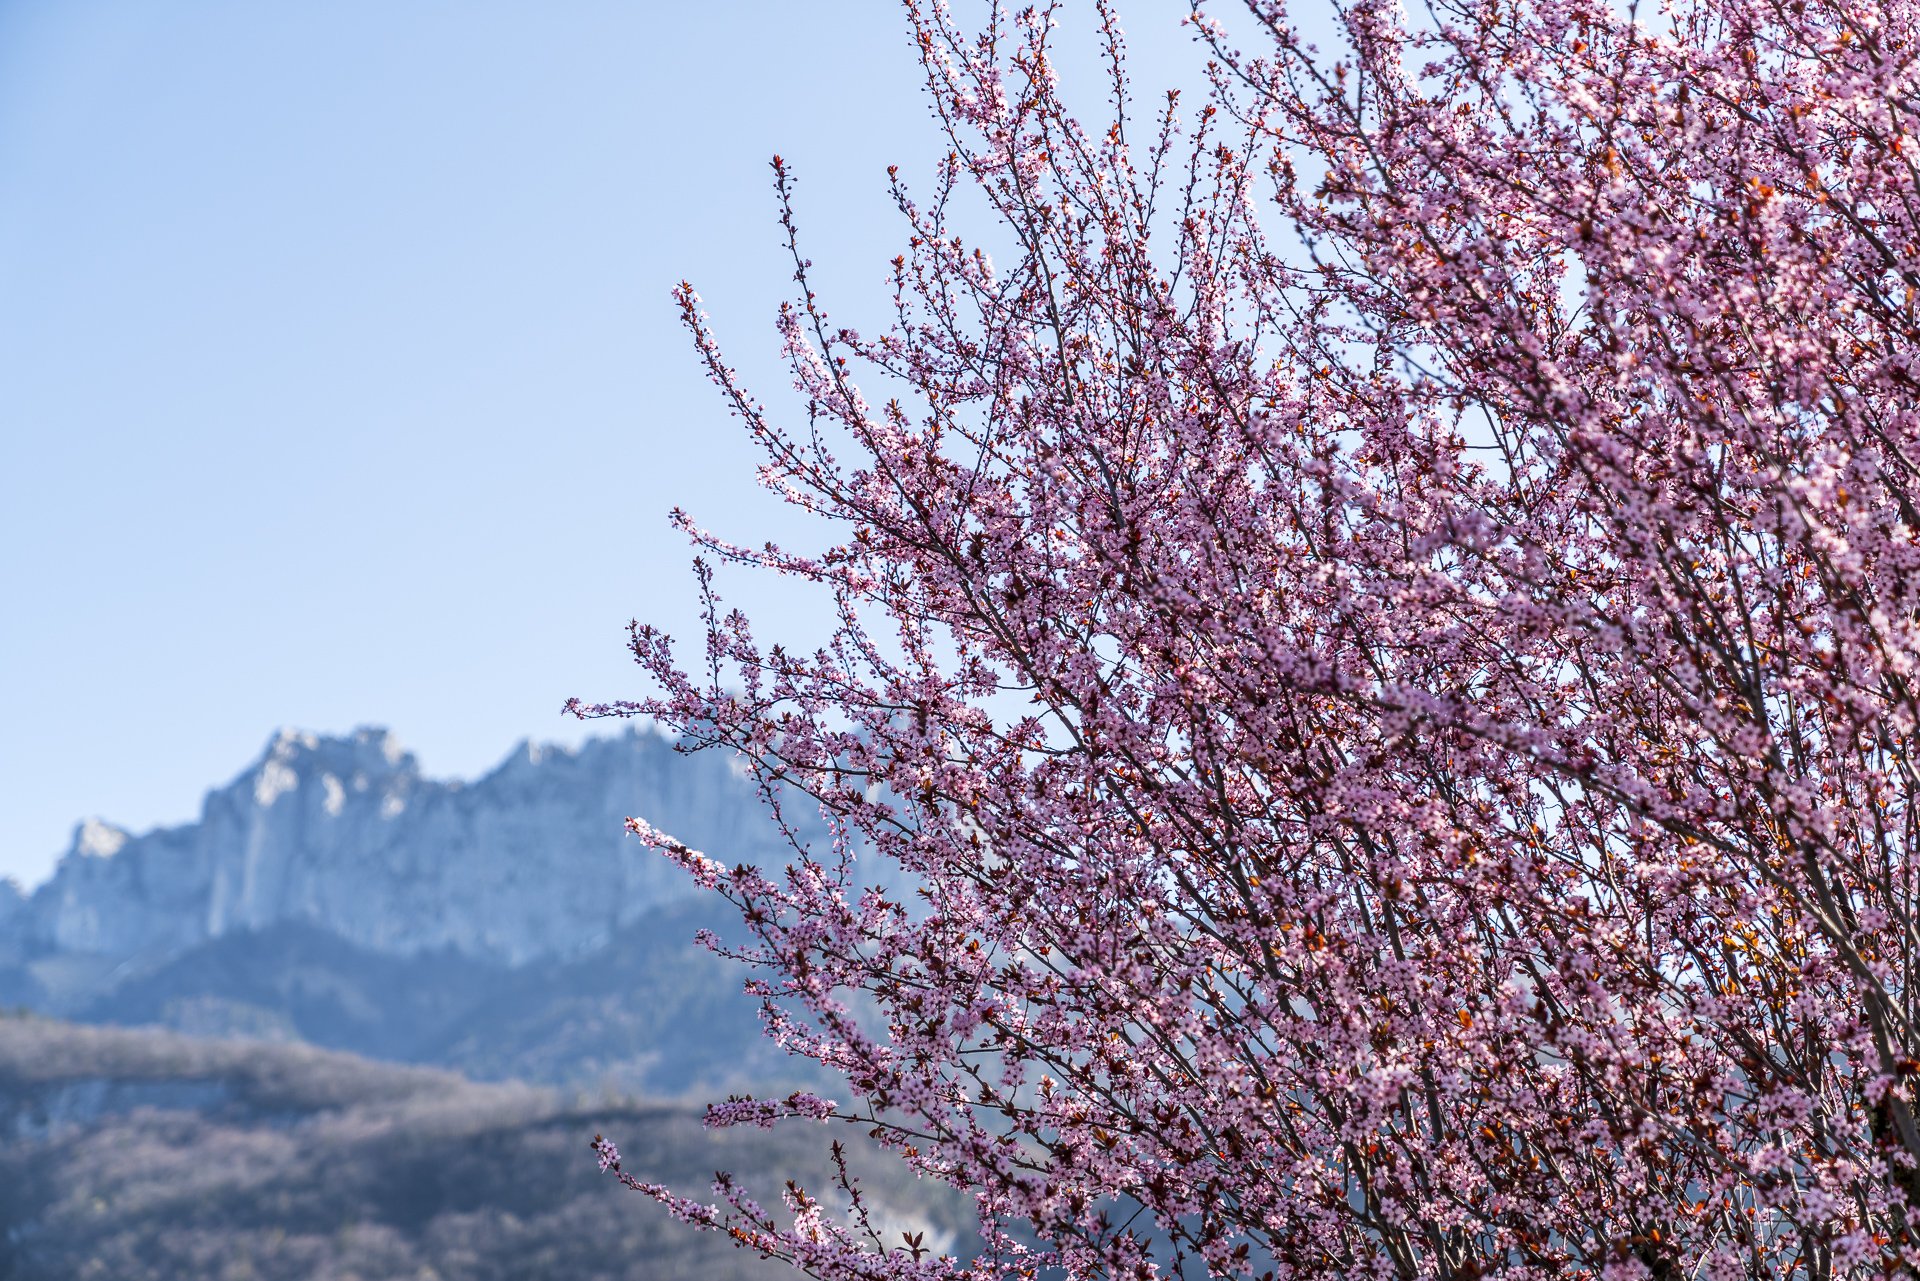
[0, 0, 1208, 887]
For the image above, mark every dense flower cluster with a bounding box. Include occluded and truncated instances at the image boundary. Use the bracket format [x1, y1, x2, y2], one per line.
[572, 0, 1920, 1276]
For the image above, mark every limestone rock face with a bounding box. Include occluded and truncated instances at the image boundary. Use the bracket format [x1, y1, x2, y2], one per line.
[17, 727, 794, 969]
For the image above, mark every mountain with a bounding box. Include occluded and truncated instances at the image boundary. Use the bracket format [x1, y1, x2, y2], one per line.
[0, 726, 846, 1098]
[10, 726, 806, 979]
[0, 1016, 970, 1281]
[3, 725, 821, 990]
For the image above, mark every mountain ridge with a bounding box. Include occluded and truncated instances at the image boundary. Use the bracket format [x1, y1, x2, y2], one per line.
[7, 725, 808, 983]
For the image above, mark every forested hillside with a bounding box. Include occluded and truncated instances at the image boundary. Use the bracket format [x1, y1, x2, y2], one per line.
[0, 1017, 969, 1281]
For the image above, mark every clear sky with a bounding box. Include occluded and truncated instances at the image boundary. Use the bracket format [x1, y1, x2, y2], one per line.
[0, 0, 1207, 888]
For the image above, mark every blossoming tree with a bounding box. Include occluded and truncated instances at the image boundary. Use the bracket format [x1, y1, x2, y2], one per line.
[573, 0, 1920, 1276]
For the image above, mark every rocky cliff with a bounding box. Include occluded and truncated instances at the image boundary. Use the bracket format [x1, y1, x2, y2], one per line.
[10, 726, 804, 974]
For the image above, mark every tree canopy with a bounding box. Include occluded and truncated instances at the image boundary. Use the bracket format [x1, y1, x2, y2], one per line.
[575, 0, 1920, 1277]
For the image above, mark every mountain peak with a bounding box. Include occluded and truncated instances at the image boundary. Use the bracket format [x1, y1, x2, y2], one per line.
[257, 724, 415, 779]
[70, 818, 130, 860]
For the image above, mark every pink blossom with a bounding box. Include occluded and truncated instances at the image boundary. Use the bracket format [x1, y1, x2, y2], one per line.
[574, 0, 1920, 1276]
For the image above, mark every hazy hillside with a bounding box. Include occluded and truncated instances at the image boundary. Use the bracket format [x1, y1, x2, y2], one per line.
[0, 1017, 971, 1281]
[70, 897, 831, 1098]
